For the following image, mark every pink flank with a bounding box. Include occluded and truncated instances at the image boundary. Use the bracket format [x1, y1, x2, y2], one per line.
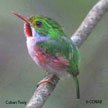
[34, 45, 69, 69]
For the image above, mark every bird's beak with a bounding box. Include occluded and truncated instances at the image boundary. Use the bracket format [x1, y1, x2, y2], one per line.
[12, 12, 30, 24]
[13, 12, 33, 37]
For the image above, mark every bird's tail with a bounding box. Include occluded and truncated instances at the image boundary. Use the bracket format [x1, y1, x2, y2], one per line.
[73, 76, 80, 99]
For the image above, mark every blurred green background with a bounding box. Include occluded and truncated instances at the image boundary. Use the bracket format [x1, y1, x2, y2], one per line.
[0, 0, 108, 108]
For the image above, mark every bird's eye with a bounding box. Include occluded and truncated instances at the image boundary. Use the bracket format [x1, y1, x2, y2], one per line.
[36, 21, 42, 27]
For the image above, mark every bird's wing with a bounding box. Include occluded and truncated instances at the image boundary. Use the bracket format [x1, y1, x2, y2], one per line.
[37, 36, 79, 75]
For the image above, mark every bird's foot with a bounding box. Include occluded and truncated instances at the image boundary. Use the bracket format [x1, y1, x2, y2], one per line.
[37, 75, 56, 87]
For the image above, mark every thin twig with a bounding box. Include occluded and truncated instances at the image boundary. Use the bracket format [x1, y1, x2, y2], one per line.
[25, 0, 108, 108]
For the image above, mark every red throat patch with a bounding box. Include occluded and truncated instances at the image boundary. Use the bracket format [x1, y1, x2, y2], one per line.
[24, 23, 32, 37]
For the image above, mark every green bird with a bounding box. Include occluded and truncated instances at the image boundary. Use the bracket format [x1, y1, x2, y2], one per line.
[13, 12, 80, 99]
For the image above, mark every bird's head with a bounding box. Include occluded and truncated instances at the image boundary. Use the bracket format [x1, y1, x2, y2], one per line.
[13, 12, 65, 42]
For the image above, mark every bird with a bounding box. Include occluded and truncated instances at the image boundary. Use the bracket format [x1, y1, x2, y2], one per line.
[13, 12, 80, 99]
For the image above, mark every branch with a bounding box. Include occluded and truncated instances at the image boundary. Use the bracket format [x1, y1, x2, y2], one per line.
[71, 0, 108, 47]
[25, 75, 59, 108]
[25, 0, 108, 108]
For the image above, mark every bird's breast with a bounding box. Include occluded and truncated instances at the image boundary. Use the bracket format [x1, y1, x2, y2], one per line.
[26, 37, 47, 66]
